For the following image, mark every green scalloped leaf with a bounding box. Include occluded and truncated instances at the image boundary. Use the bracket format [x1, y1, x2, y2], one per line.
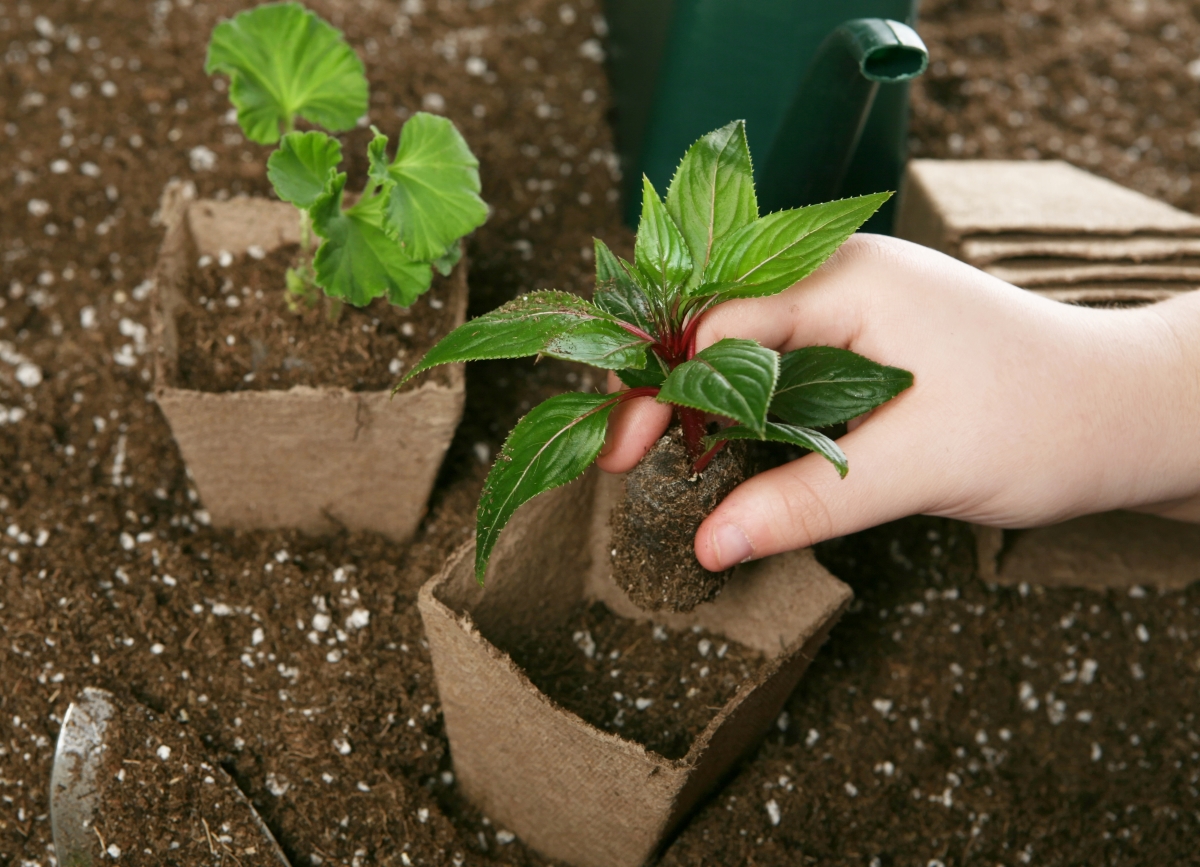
[368, 114, 488, 261]
[266, 131, 342, 208]
[205, 2, 368, 144]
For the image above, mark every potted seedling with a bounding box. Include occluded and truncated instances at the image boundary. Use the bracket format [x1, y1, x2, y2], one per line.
[404, 119, 911, 611]
[411, 121, 911, 867]
[151, 2, 487, 541]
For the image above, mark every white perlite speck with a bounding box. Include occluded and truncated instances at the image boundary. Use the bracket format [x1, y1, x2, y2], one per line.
[1018, 681, 1039, 711]
[15, 362, 42, 388]
[157, 745, 171, 761]
[697, 638, 712, 657]
[496, 830, 516, 845]
[872, 698, 893, 716]
[189, 145, 217, 172]
[266, 772, 290, 796]
[107, 843, 122, 859]
[805, 728, 820, 747]
[635, 697, 653, 711]
[417, 808, 430, 823]
[844, 782, 858, 797]
[27, 199, 50, 217]
[333, 737, 352, 755]
[765, 799, 781, 826]
[572, 629, 596, 659]
[1080, 658, 1099, 684]
[1136, 624, 1150, 643]
[578, 38, 604, 61]
[345, 608, 370, 630]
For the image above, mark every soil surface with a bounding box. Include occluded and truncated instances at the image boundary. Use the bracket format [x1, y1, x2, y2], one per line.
[505, 600, 763, 760]
[4, 0, 1200, 866]
[611, 428, 752, 613]
[175, 245, 459, 393]
[95, 697, 285, 865]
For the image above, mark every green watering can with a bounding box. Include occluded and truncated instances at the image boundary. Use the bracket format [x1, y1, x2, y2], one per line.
[604, 1, 928, 232]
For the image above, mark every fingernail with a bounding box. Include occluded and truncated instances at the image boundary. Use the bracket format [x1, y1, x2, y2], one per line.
[710, 523, 753, 570]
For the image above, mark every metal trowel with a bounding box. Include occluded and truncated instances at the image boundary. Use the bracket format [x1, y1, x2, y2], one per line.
[50, 687, 291, 866]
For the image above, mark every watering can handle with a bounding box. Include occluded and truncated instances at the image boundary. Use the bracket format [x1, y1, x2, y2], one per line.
[758, 19, 928, 213]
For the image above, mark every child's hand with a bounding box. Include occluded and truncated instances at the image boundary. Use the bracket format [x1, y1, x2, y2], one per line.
[597, 234, 1200, 571]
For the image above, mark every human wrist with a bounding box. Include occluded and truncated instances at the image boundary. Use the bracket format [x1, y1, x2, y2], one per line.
[1097, 293, 1200, 517]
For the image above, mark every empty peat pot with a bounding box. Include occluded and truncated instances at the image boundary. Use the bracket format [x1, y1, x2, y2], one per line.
[149, 182, 466, 542]
[419, 469, 852, 867]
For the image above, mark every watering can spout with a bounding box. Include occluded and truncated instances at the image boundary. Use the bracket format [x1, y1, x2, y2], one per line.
[757, 18, 928, 214]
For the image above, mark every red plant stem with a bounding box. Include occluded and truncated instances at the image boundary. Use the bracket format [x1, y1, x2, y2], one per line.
[616, 385, 660, 403]
[678, 406, 706, 460]
[691, 439, 726, 474]
[616, 320, 655, 343]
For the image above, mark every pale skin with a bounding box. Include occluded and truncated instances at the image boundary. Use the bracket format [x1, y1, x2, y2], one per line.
[597, 234, 1200, 572]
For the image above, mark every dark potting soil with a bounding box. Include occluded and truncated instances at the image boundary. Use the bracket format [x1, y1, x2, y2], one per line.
[174, 245, 458, 393]
[505, 600, 763, 760]
[6, 0, 1200, 865]
[611, 428, 753, 613]
[94, 698, 284, 865]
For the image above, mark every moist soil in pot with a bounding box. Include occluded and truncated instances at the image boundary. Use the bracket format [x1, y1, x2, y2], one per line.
[174, 244, 457, 393]
[610, 428, 754, 614]
[502, 600, 763, 760]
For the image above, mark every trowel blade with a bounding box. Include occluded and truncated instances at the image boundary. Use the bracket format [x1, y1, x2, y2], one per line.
[49, 687, 292, 866]
[50, 687, 114, 867]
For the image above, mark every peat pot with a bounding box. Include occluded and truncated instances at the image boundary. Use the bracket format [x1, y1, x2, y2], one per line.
[419, 468, 852, 867]
[150, 181, 466, 542]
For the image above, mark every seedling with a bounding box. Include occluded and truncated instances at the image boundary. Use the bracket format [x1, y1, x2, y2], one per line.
[403, 121, 912, 585]
[206, 2, 487, 311]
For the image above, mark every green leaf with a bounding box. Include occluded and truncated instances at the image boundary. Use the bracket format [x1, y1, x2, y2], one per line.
[634, 176, 693, 300]
[266, 131, 343, 208]
[617, 354, 668, 389]
[665, 119, 757, 289]
[592, 238, 654, 334]
[400, 290, 649, 384]
[706, 193, 891, 300]
[476, 392, 617, 580]
[657, 338, 779, 435]
[705, 422, 848, 478]
[205, 2, 368, 144]
[369, 113, 489, 261]
[433, 241, 463, 277]
[772, 346, 913, 428]
[309, 174, 433, 307]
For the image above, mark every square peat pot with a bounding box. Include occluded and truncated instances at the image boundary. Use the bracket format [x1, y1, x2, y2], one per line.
[150, 182, 466, 542]
[975, 286, 1200, 591]
[418, 469, 852, 867]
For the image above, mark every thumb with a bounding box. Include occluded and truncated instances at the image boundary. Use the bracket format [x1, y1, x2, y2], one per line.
[694, 414, 931, 570]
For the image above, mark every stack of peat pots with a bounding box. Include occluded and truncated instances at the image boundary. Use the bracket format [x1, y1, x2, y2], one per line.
[897, 159, 1200, 589]
[150, 181, 467, 542]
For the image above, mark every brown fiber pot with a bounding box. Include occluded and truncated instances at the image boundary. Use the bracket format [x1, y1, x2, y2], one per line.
[418, 468, 852, 867]
[150, 181, 466, 542]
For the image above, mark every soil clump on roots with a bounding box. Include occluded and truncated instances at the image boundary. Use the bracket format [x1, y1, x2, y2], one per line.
[610, 427, 753, 613]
